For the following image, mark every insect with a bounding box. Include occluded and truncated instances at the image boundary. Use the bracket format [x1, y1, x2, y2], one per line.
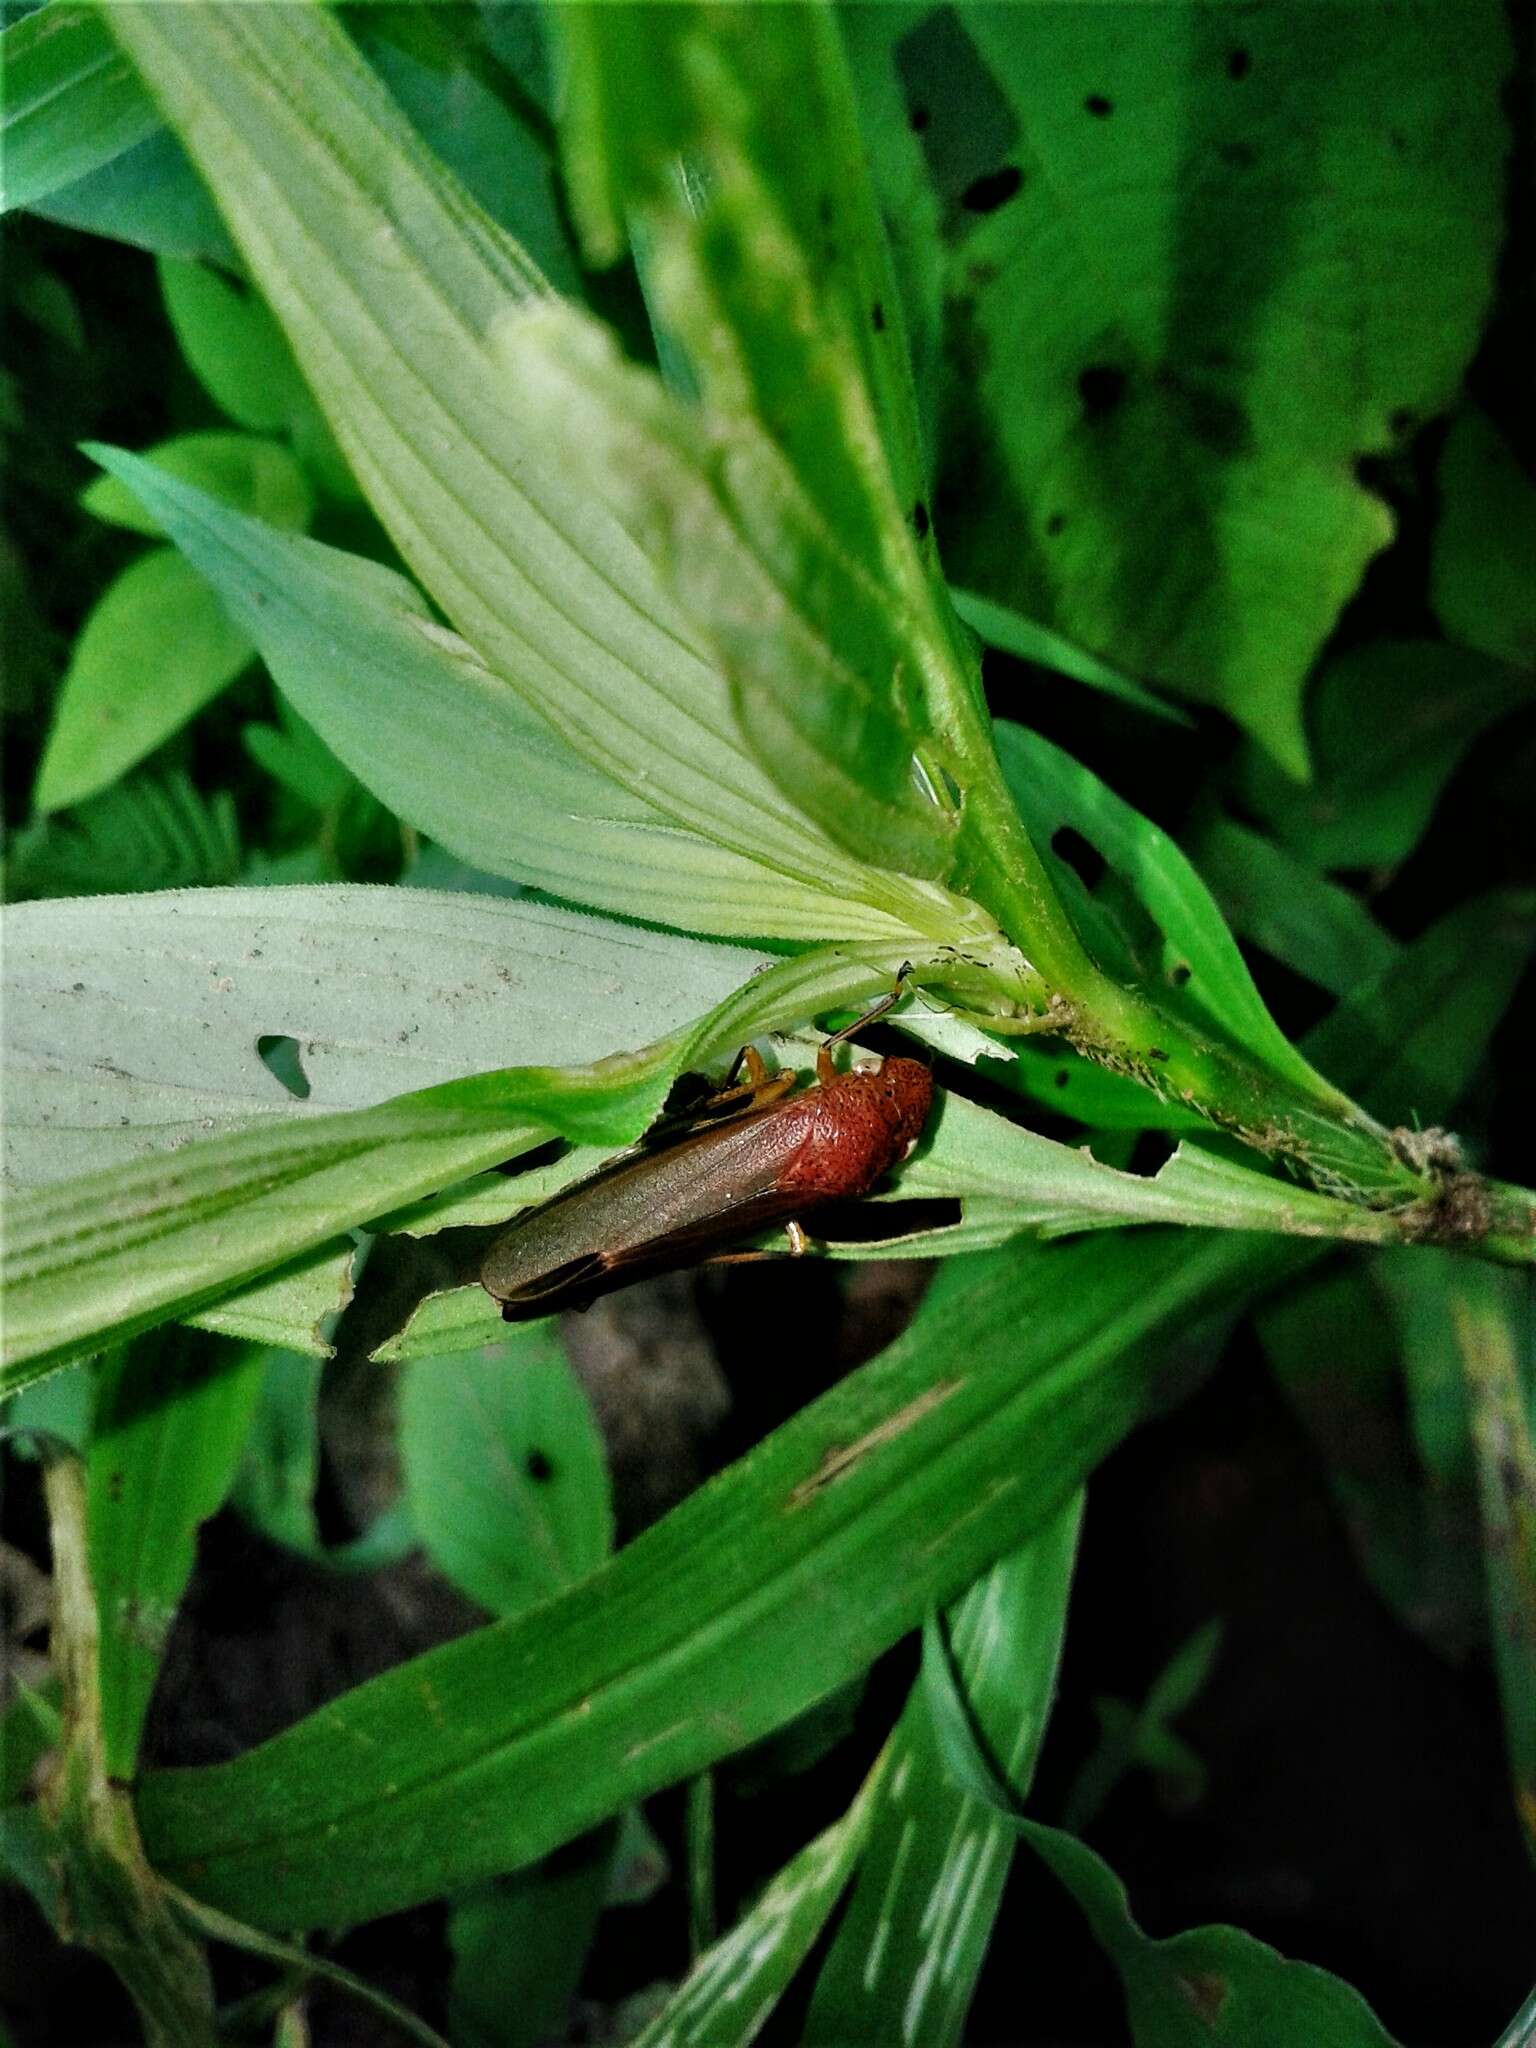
[481, 994, 934, 1321]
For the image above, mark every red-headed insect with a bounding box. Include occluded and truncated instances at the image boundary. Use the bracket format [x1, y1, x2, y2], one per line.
[481, 993, 933, 1321]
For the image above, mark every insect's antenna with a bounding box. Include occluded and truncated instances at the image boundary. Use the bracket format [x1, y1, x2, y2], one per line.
[823, 963, 912, 1051]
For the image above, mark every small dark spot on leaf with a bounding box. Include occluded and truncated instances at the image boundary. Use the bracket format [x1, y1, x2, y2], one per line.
[1054, 1069, 1071, 1089]
[1389, 129, 1407, 153]
[959, 164, 1023, 213]
[1148, 1047, 1169, 1062]
[1177, 1970, 1229, 2024]
[908, 103, 931, 133]
[966, 259, 999, 288]
[71, 981, 85, 992]
[1389, 407, 1415, 438]
[106, 1774, 134, 1792]
[871, 301, 886, 333]
[1226, 47, 1251, 80]
[256, 1033, 312, 1101]
[1219, 140, 1256, 170]
[817, 193, 834, 227]
[108, 1471, 125, 1503]
[1051, 827, 1106, 891]
[1045, 511, 1068, 537]
[1084, 94, 1113, 118]
[911, 500, 931, 540]
[526, 1449, 555, 1483]
[1170, 962, 1192, 986]
[1077, 365, 1127, 420]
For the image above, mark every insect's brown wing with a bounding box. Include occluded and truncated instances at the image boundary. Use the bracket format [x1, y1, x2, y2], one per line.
[485, 1098, 820, 1316]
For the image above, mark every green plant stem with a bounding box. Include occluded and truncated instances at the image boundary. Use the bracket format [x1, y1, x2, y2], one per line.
[954, 777, 1423, 1193]
[40, 1449, 218, 2047]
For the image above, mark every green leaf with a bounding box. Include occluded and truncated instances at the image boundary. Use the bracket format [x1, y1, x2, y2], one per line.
[1232, 641, 1532, 874]
[157, 257, 308, 435]
[867, 5, 1510, 772]
[804, 1503, 1083, 2047]
[356, 8, 577, 296]
[1431, 410, 1536, 670]
[628, 1760, 882, 2048]
[446, 1829, 618, 2048]
[80, 432, 314, 538]
[27, 122, 236, 265]
[993, 721, 1333, 1103]
[492, 297, 961, 882]
[1303, 892, 1536, 1133]
[31, 547, 254, 813]
[399, 1325, 613, 1619]
[0, 924, 927, 1386]
[1062, 1621, 1222, 1833]
[1, 770, 241, 902]
[101, 6, 983, 952]
[951, 584, 1187, 725]
[917, 1611, 1401, 2043]
[0, 2, 160, 214]
[134, 1229, 1301, 1929]
[0, 885, 760, 1192]
[87, 1333, 264, 1776]
[548, 6, 987, 882]
[1180, 814, 1398, 998]
[1020, 1825, 1401, 2046]
[84, 444, 921, 943]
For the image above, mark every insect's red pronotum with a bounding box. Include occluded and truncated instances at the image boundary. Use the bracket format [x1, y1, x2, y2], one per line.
[480, 990, 933, 1320]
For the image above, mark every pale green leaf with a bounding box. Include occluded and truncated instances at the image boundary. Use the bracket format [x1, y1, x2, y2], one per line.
[80, 432, 314, 538]
[101, 4, 980, 950]
[85, 445, 921, 943]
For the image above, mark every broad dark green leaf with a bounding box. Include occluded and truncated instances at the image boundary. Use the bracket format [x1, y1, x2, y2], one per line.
[135, 1229, 1299, 1928]
[87, 1333, 264, 1776]
[1431, 411, 1536, 670]
[399, 1325, 613, 1620]
[1181, 815, 1398, 998]
[31, 548, 254, 814]
[1021, 1825, 1400, 2046]
[856, 4, 1509, 773]
[1232, 640, 1531, 874]
[918, 1610, 1401, 2043]
[0, 2, 159, 213]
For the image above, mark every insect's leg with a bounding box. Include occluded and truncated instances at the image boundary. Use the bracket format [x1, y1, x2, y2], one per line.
[701, 1044, 797, 1117]
[700, 1220, 814, 1268]
[785, 1220, 810, 1256]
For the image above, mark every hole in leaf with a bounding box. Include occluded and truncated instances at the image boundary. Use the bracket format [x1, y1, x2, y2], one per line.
[1170, 962, 1192, 986]
[1084, 94, 1114, 118]
[909, 104, 931, 132]
[871, 301, 887, 333]
[959, 165, 1023, 213]
[257, 1033, 311, 1100]
[1078, 365, 1127, 420]
[1124, 1130, 1178, 1177]
[526, 1449, 555, 1483]
[1051, 826, 1107, 892]
[911, 499, 931, 538]
[1227, 47, 1252, 80]
[1045, 511, 1068, 536]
